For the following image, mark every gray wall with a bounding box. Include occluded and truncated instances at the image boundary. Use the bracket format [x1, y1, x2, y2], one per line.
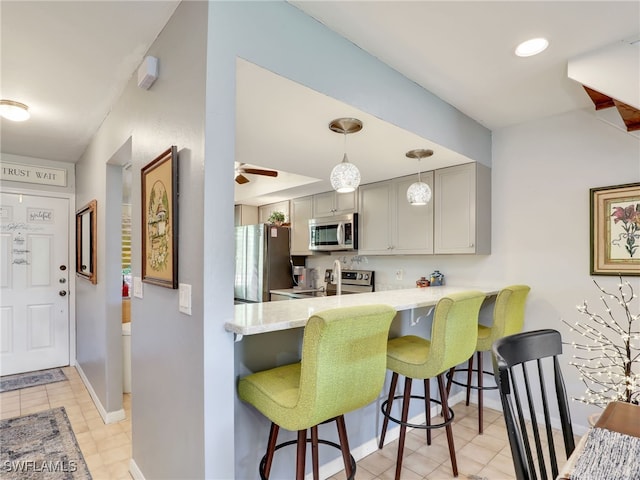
[75, 1, 208, 478]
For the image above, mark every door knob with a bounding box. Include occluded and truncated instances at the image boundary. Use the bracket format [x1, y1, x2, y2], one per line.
[59, 290, 67, 297]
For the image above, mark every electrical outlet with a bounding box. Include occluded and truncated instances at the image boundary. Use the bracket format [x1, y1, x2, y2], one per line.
[395, 269, 403, 281]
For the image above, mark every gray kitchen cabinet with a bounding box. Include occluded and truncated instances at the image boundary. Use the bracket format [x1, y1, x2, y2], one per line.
[234, 204, 259, 226]
[312, 190, 357, 217]
[258, 200, 290, 224]
[358, 173, 434, 255]
[434, 162, 491, 254]
[290, 195, 313, 255]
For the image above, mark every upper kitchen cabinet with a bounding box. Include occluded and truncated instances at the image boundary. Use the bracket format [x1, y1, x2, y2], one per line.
[258, 200, 290, 224]
[358, 173, 434, 255]
[234, 204, 259, 226]
[290, 195, 313, 255]
[434, 162, 491, 254]
[312, 190, 357, 217]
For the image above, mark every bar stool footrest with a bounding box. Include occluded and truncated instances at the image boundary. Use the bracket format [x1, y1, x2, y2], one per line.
[447, 368, 498, 391]
[259, 438, 357, 480]
[380, 395, 455, 430]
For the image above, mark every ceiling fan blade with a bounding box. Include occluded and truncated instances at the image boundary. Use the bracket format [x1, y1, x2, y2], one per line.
[241, 168, 278, 178]
[235, 173, 250, 184]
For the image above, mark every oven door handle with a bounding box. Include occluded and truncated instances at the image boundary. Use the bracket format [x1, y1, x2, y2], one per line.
[336, 222, 344, 246]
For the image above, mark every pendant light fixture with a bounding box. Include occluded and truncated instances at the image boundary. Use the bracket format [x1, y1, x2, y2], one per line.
[406, 149, 434, 205]
[0, 99, 30, 122]
[329, 117, 362, 193]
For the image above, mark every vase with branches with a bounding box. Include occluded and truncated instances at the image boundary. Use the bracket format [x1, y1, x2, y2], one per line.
[563, 276, 639, 407]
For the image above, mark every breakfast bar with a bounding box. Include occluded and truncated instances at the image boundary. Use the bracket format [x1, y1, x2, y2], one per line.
[230, 284, 502, 479]
[226, 284, 502, 337]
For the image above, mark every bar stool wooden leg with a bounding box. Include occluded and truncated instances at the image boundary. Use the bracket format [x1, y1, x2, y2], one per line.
[311, 425, 319, 480]
[437, 374, 458, 477]
[477, 351, 484, 434]
[379, 372, 399, 449]
[263, 423, 279, 478]
[296, 430, 306, 480]
[336, 415, 354, 478]
[395, 377, 412, 480]
[466, 356, 474, 406]
[424, 379, 432, 445]
[446, 366, 455, 396]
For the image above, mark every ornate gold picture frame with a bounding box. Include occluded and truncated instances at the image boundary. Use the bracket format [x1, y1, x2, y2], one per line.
[590, 182, 640, 276]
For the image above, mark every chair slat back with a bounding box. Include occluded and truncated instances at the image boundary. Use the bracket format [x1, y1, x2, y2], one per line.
[493, 329, 575, 480]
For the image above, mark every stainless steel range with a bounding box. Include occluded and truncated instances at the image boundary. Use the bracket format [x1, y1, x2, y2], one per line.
[324, 269, 375, 295]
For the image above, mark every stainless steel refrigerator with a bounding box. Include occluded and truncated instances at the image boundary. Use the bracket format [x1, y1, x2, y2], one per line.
[234, 224, 293, 303]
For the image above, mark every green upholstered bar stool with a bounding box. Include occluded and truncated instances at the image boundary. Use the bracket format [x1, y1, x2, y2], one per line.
[238, 304, 396, 480]
[446, 284, 530, 433]
[378, 291, 486, 480]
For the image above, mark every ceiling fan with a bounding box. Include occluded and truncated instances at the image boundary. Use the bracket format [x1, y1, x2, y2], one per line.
[234, 162, 278, 184]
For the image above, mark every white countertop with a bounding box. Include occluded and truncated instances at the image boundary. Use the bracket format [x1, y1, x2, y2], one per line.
[227, 284, 501, 336]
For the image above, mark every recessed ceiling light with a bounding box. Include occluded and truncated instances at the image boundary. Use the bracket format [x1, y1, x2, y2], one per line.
[0, 99, 30, 121]
[515, 37, 549, 57]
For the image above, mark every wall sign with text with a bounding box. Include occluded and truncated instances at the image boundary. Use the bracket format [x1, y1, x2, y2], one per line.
[1, 162, 67, 187]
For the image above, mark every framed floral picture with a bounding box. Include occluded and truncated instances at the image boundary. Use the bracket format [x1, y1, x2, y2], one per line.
[141, 146, 178, 288]
[590, 182, 640, 276]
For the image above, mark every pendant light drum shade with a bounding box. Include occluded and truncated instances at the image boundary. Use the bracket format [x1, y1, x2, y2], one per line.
[329, 118, 362, 193]
[406, 149, 434, 205]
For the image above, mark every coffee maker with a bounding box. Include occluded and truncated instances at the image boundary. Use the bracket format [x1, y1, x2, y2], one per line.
[293, 266, 316, 290]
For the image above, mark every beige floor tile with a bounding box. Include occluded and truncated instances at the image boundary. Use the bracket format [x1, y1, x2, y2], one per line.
[486, 451, 516, 477]
[20, 404, 51, 415]
[0, 409, 21, 420]
[400, 449, 441, 477]
[100, 445, 130, 465]
[477, 463, 516, 480]
[356, 450, 397, 476]
[457, 442, 498, 466]
[468, 430, 508, 453]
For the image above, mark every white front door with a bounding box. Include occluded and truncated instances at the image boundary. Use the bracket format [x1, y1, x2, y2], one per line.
[0, 193, 70, 375]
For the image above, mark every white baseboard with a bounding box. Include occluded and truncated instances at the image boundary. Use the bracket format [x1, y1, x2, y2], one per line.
[74, 363, 125, 424]
[129, 458, 145, 480]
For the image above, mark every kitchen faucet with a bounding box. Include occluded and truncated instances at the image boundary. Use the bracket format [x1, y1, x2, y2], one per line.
[332, 258, 342, 296]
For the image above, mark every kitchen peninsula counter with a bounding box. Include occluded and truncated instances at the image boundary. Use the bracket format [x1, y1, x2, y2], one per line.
[227, 285, 501, 336]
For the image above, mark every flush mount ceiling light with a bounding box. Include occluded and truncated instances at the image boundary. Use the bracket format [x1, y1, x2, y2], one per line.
[0, 99, 30, 121]
[406, 149, 434, 205]
[329, 117, 362, 193]
[515, 37, 549, 57]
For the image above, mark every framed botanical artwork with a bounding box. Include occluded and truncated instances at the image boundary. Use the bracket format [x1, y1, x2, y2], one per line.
[141, 146, 178, 288]
[590, 182, 640, 276]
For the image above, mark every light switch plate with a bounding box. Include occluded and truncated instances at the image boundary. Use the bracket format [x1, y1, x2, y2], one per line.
[179, 283, 192, 315]
[133, 277, 143, 298]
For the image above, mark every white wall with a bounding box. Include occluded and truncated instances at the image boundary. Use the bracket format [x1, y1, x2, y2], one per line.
[309, 108, 640, 431]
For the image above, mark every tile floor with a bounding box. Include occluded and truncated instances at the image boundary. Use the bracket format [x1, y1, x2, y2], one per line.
[0, 366, 131, 480]
[0, 366, 578, 479]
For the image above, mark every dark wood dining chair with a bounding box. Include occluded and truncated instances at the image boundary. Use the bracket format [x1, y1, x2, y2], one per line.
[492, 329, 575, 480]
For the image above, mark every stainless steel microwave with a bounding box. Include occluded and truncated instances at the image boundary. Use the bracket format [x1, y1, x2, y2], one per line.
[308, 213, 358, 251]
